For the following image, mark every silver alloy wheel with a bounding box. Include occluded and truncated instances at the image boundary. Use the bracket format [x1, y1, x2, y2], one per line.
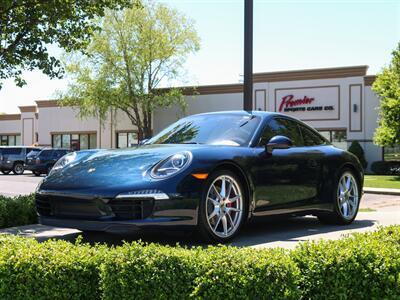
[206, 175, 243, 238]
[337, 172, 359, 220]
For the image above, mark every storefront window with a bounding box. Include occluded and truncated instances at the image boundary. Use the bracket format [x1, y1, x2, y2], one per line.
[62, 135, 71, 149]
[117, 132, 137, 148]
[89, 134, 96, 149]
[0, 134, 21, 146]
[384, 146, 400, 161]
[52, 133, 97, 150]
[80, 134, 89, 150]
[318, 130, 347, 150]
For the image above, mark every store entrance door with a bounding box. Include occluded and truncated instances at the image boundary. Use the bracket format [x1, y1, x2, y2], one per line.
[71, 136, 80, 151]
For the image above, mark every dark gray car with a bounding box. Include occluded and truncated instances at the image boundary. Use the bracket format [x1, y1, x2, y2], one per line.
[0, 147, 42, 175]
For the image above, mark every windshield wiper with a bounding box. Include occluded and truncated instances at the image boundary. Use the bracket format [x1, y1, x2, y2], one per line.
[180, 142, 203, 144]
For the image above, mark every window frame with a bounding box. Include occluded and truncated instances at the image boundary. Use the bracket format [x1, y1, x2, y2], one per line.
[51, 132, 97, 150]
[116, 131, 138, 148]
[257, 117, 303, 147]
[0, 134, 21, 146]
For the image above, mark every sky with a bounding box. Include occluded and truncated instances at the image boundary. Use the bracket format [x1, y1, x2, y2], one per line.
[0, 0, 399, 113]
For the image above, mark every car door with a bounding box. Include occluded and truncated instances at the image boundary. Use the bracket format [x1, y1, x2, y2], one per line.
[252, 117, 319, 215]
[296, 123, 328, 203]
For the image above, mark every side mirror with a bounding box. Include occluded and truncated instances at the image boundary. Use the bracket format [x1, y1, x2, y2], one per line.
[139, 139, 149, 146]
[266, 135, 292, 154]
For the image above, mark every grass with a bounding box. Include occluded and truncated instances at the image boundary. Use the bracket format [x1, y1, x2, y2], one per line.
[364, 175, 400, 189]
[359, 208, 376, 212]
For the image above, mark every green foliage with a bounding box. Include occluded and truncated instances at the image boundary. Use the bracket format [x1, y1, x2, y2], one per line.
[0, 0, 136, 89]
[0, 226, 399, 299]
[0, 236, 107, 299]
[371, 161, 400, 175]
[348, 140, 368, 169]
[373, 42, 400, 147]
[61, 0, 200, 139]
[292, 226, 400, 299]
[101, 244, 300, 300]
[0, 194, 37, 228]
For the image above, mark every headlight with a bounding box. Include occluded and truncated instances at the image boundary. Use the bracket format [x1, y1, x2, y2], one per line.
[150, 151, 192, 179]
[51, 152, 77, 173]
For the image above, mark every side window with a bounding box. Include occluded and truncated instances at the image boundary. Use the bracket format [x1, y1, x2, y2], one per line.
[299, 125, 326, 147]
[54, 151, 66, 158]
[258, 118, 302, 147]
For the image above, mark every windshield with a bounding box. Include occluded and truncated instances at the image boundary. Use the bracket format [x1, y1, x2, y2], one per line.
[147, 114, 261, 146]
[27, 149, 41, 158]
[0, 148, 21, 155]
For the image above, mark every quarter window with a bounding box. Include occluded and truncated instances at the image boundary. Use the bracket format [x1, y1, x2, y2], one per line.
[299, 125, 327, 146]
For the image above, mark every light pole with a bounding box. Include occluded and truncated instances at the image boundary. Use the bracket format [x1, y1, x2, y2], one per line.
[243, 0, 253, 111]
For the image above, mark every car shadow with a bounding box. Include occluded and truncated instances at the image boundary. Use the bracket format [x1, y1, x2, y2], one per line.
[0, 215, 376, 248]
[48, 215, 376, 249]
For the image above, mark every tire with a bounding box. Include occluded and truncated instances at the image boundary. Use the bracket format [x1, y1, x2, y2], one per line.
[1, 170, 11, 175]
[318, 168, 361, 225]
[13, 163, 24, 175]
[198, 170, 247, 243]
[33, 171, 41, 176]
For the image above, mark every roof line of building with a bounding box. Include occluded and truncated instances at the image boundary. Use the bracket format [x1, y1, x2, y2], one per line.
[18, 105, 37, 113]
[9, 65, 373, 110]
[0, 114, 21, 121]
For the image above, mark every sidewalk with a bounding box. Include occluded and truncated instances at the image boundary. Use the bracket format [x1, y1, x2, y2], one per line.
[363, 187, 400, 196]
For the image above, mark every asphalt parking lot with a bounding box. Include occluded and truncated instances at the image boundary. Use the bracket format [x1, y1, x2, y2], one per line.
[0, 172, 43, 197]
[0, 173, 399, 248]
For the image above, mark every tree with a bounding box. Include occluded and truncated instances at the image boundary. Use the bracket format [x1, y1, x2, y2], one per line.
[61, 0, 200, 139]
[348, 141, 367, 169]
[0, 0, 135, 88]
[373, 42, 400, 147]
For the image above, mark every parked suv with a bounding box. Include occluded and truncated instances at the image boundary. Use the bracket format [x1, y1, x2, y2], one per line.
[0, 147, 42, 175]
[25, 148, 71, 176]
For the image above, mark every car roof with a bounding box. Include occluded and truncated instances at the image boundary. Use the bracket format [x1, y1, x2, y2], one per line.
[190, 110, 300, 121]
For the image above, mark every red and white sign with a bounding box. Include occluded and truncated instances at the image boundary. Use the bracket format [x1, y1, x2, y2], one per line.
[275, 86, 340, 121]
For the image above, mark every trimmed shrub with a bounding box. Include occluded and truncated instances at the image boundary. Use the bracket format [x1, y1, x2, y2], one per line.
[0, 236, 106, 300]
[371, 160, 400, 175]
[0, 226, 399, 299]
[0, 194, 37, 228]
[101, 244, 300, 300]
[292, 225, 400, 299]
[348, 141, 368, 169]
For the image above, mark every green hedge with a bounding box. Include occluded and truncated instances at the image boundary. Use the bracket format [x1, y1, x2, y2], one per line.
[0, 194, 37, 228]
[371, 161, 400, 175]
[0, 226, 399, 299]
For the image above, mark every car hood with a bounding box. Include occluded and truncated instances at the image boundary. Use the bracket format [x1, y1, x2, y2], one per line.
[39, 144, 194, 192]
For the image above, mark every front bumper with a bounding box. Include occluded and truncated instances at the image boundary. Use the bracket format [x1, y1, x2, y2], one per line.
[36, 190, 199, 233]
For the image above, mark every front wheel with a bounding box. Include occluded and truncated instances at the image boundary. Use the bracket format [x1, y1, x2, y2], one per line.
[1, 170, 11, 175]
[198, 170, 246, 243]
[13, 163, 24, 175]
[318, 169, 360, 225]
[33, 171, 41, 176]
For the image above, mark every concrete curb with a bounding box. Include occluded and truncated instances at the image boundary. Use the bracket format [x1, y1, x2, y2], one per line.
[363, 187, 400, 196]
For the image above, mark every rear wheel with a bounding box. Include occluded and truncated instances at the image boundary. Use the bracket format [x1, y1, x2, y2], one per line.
[1, 170, 11, 175]
[33, 171, 41, 176]
[198, 170, 246, 243]
[13, 163, 24, 175]
[318, 169, 360, 225]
